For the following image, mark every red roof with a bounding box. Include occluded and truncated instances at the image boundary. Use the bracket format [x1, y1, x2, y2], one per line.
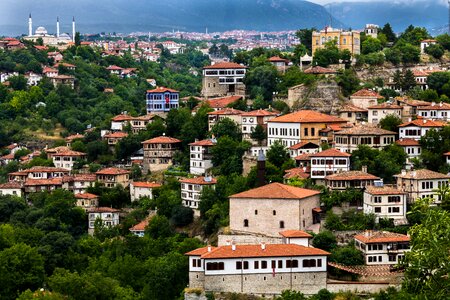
[241, 109, 279, 117]
[103, 132, 128, 138]
[130, 219, 150, 231]
[395, 139, 420, 146]
[96, 167, 130, 175]
[351, 89, 383, 99]
[270, 110, 346, 124]
[365, 186, 406, 195]
[310, 148, 351, 158]
[24, 178, 63, 186]
[43, 67, 58, 73]
[51, 150, 86, 157]
[367, 103, 402, 109]
[398, 118, 446, 128]
[142, 136, 181, 144]
[88, 207, 120, 213]
[111, 114, 132, 122]
[417, 102, 450, 110]
[0, 182, 22, 189]
[188, 244, 329, 259]
[207, 108, 244, 115]
[289, 142, 319, 150]
[132, 181, 162, 188]
[279, 230, 312, 238]
[189, 139, 216, 146]
[284, 167, 310, 180]
[354, 231, 410, 244]
[106, 65, 124, 70]
[268, 56, 290, 63]
[74, 193, 98, 199]
[179, 176, 217, 185]
[325, 171, 380, 181]
[202, 95, 243, 109]
[295, 153, 312, 161]
[304, 66, 336, 74]
[20, 166, 69, 173]
[203, 62, 247, 69]
[65, 134, 84, 142]
[230, 182, 320, 199]
[146, 87, 178, 93]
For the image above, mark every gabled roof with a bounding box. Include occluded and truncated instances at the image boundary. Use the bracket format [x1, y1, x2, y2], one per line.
[269, 110, 346, 124]
[142, 136, 181, 144]
[207, 108, 245, 116]
[230, 182, 320, 199]
[189, 244, 329, 259]
[21, 166, 70, 173]
[339, 104, 367, 113]
[351, 89, 383, 99]
[279, 230, 312, 238]
[365, 186, 406, 195]
[334, 125, 396, 136]
[310, 148, 351, 158]
[367, 103, 402, 109]
[295, 153, 312, 161]
[130, 219, 150, 232]
[131, 181, 162, 188]
[417, 102, 450, 110]
[304, 66, 336, 74]
[0, 182, 22, 189]
[325, 171, 380, 181]
[241, 109, 279, 117]
[284, 167, 310, 179]
[201, 95, 243, 109]
[74, 192, 98, 199]
[289, 141, 319, 150]
[103, 132, 128, 138]
[398, 118, 446, 128]
[395, 98, 429, 107]
[24, 178, 63, 186]
[96, 167, 130, 175]
[88, 207, 120, 213]
[146, 87, 178, 93]
[354, 231, 410, 244]
[189, 139, 216, 146]
[111, 114, 132, 122]
[394, 169, 450, 180]
[395, 139, 420, 146]
[51, 150, 86, 157]
[203, 62, 247, 69]
[179, 176, 217, 185]
[106, 65, 124, 70]
[268, 56, 290, 63]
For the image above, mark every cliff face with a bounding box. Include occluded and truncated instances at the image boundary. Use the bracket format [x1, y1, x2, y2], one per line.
[287, 80, 346, 115]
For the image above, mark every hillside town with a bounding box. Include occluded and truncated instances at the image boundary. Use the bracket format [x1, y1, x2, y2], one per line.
[1, 14, 450, 300]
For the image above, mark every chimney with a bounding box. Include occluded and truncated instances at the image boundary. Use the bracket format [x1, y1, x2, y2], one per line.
[440, 102, 443, 107]
[432, 102, 436, 106]
[231, 242, 236, 251]
[207, 245, 212, 252]
[256, 149, 266, 187]
[226, 240, 231, 246]
[423, 119, 427, 124]
[362, 165, 368, 173]
[261, 242, 266, 250]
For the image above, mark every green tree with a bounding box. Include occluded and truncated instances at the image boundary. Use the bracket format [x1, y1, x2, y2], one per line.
[402, 69, 416, 91]
[210, 118, 242, 141]
[145, 215, 174, 239]
[362, 37, 383, 55]
[337, 69, 360, 97]
[381, 23, 397, 43]
[296, 28, 315, 54]
[266, 140, 291, 169]
[312, 40, 340, 67]
[244, 64, 279, 100]
[330, 244, 364, 266]
[379, 114, 402, 132]
[425, 44, 445, 59]
[250, 124, 266, 146]
[437, 33, 450, 51]
[312, 231, 337, 252]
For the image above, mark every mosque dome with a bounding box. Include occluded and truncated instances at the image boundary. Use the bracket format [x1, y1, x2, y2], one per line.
[35, 26, 48, 36]
[58, 33, 72, 40]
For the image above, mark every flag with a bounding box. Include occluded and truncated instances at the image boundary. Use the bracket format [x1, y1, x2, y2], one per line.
[272, 267, 276, 277]
[165, 94, 170, 104]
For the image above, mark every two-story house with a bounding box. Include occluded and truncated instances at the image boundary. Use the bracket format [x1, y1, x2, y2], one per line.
[142, 136, 181, 172]
[146, 87, 179, 114]
[88, 207, 120, 235]
[75, 192, 99, 211]
[189, 138, 216, 175]
[417, 102, 450, 121]
[208, 108, 244, 131]
[130, 181, 161, 202]
[289, 142, 320, 158]
[310, 149, 351, 183]
[367, 102, 402, 125]
[350, 89, 384, 110]
[325, 170, 380, 191]
[398, 118, 446, 141]
[354, 231, 410, 265]
[241, 109, 279, 144]
[180, 176, 217, 216]
[201, 62, 247, 98]
[363, 186, 407, 225]
[50, 149, 86, 171]
[395, 139, 422, 167]
[95, 167, 130, 188]
[338, 104, 368, 125]
[334, 125, 396, 153]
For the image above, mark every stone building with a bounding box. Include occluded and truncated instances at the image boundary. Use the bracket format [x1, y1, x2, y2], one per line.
[350, 89, 384, 110]
[186, 243, 329, 295]
[229, 183, 321, 236]
[312, 27, 361, 56]
[142, 136, 181, 172]
[201, 62, 247, 98]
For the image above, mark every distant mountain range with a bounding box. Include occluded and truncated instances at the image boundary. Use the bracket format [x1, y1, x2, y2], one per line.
[0, 0, 343, 36]
[325, 1, 448, 33]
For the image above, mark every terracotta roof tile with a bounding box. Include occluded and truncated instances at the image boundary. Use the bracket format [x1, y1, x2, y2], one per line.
[368, 103, 402, 109]
[295, 153, 312, 161]
[279, 230, 312, 238]
[270, 110, 346, 124]
[207, 108, 245, 115]
[201, 95, 243, 109]
[65, 134, 84, 142]
[268, 56, 290, 63]
[398, 118, 446, 128]
[179, 176, 217, 185]
[24, 178, 63, 186]
[0, 182, 22, 189]
[142, 136, 181, 144]
[328, 262, 404, 276]
[395, 139, 420, 146]
[351, 89, 383, 99]
[339, 104, 368, 113]
[189, 139, 216, 146]
[394, 169, 450, 180]
[395, 98, 429, 107]
[96, 167, 130, 175]
[146, 87, 178, 93]
[289, 142, 319, 150]
[284, 167, 310, 179]
[203, 62, 247, 69]
[196, 244, 329, 259]
[51, 150, 86, 157]
[111, 114, 133, 121]
[310, 148, 351, 158]
[354, 231, 410, 244]
[241, 109, 279, 117]
[365, 186, 406, 195]
[130, 219, 150, 231]
[335, 125, 396, 136]
[103, 132, 128, 138]
[230, 182, 320, 199]
[325, 171, 380, 181]
[106, 65, 124, 70]
[88, 207, 120, 213]
[74, 192, 98, 199]
[21, 166, 70, 173]
[417, 102, 450, 110]
[304, 66, 336, 74]
[132, 181, 162, 188]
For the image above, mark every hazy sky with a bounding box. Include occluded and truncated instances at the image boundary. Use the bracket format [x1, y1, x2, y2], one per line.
[310, 0, 447, 3]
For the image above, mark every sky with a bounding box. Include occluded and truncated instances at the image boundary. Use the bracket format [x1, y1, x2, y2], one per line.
[310, 0, 447, 3]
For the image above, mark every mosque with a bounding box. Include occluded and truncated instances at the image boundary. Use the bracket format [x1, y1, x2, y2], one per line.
[23, 14, 75, 47]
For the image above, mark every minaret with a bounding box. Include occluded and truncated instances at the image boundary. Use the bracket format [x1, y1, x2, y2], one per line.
[28, 13, 32, 37]
[256, 149, 266, 187]
[56, 16, 60, 38]
[72, 16, 75, 42]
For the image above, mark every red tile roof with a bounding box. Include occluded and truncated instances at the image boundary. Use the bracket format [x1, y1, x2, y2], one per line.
[417, 102, 450, 110]
[51, 150, 86, 157]
[65, 134, 84, 142]
[368, 103, 402, 109]
[207, 108, 245, 115]
[146, 87, 178, 93]
[111, 114, 132, 122]
[203, 62, 247, 69]
[289, 142, 319, 150]
[354, 231, 410, 244]
[325, 171, 380, 181]
[230, 182, 320, 199]
[270, 110, 346, 124]
[279, 230, 312, 238]
[351, 89, 383, 99]
[202, 95, 243, 109]
[130, 219, 150, 231]
[43, 67, 58, 73]
[74, 192, 98, 199]
[103, 132, 128, 138]
[398, 118, 446, 128]
[190, 244, 329, 259]
[142, 136, 181, 144]
[106, 65, 124, 70]
[304, 66, 336, 74]
[88, 207, 120, 213]
[0, 182, 22, 189]
[22, 166, 70, 173]
[310, 148, 351, 158]
[24, 178, 63, 186]
[241, 109, 279, 117]
[295, 153, 312, 161]
[284, 167, 310, 179]
[179, 176, 217, 185]
[335, 125, 396, 136]
[395, 139, 420, 146]
[339, 104, 368, 113]
[394, 169, 450, 180]
[365, 186, 406, 195]
[189, 139, 216, 146]
[96, 167, 130, 175]
[268, 56, 290, 63]
[132, 181, 162, 188]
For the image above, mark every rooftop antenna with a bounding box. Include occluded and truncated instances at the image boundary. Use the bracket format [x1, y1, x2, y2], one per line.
[329, 2, 333, 28]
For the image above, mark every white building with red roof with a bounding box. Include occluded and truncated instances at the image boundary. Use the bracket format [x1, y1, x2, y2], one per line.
[241, 109, 279, 143]
[88, 207, 120, 235]
[180, 176, 217, 215]
[65, 134, 84, 147]
[229, 183, 321, 236]
[146, 87, 179, 114]
[75, 192, 99, 211]
[268, 56, 290, 73]
[350, 89, 384, 110]
[363, 186, 407, 225]
[333, 125, 396, 153]
[0, 182, 22, 197]
[338, 104, 368, 125]
[130, 181, 161, 202]
[288, 142, 320, 158]
[354, 231, 410, 265]
[207, 108, 244, 131]
[111, 113, 133, 131]
[50, 149, 87, 170]
[367, 102, 402, 125]
[395, 139, 422, 167]
[201, 62, 247, 98]
[102, 131, 128, 149]
[398, 118, 446, 140]
[194, 95, 243, 112]
[129, 218, 150, 237]
[417, 102, 450, 121]
[189, 138, 217, 175]
[62, 174, 96, 194]
[186, 243, 329, 295]
[279, 230, 312, 247]
[142, 136, 182, 172]
[310, 148, 351, 181]
[95, 167, 130, 188]
[325, 170, 380, 191]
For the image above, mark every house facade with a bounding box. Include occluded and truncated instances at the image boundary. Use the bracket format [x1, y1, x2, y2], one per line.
[142, 136, 181, 172]
[201, 62, 247, 98]
[363, 186, 408, 225]
[146, 87, 179, 114]
[95, 167, 130, 188]
[310, 149, 351, 181]
[88, 207, 120, 235]
[350, 89, 383, 110]
[241, 109, 278, 144]
[325, 170, 380, 191]
[367, 103, 402, 125]
[312, 27, 360, 56]
[130, 181, 161, 202]
[208, 108, 244, 131]
[417, 102, 450, 121]
[189, 139, 216, 175]
[398, 118, 446, 141]
[334, 126, 396, 153]
[180, 176, 217, 215]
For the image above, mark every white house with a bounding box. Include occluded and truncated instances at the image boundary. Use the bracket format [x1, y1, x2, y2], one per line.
[88, 207, 120, 235]
[0, 182, 22, 197]
[279, 230, 312, 247]
[394, 169, 450, 204]
[129, 218, 150, 237]
[180, 176, 217, 216]
[288, 142, 320, 158]
[74, 193, 99, 211]
[310, 148, 351, 181]
[398, 118, 446, 141]
[354, 231, 410, 265]
[130, 181, 161, 202]
[367, 102, 402, 125]
[417, 102, 450, 121]
[363, 186, 408, 225]
[241, 109, 278, 144]
[186, 243, 329, 295]
[395, 139, 421, 168]
[208, 108, 244, 131]
[50, 149, 86, 171]
[420, 39, 437, 53]
[333, 125, 396, 153]
[189, 138, 216, 175]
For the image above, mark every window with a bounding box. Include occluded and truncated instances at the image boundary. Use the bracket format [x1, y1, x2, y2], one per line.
[261, 261, 267, 269]
[254, 261, 259, 269]
[374, 207, 381, 213]
[255, 210, 258, 215]
[286, 259, 298, 268]
[273, 210, 276, 216]
[244, 219, 249, 227]
[304, 128, 309, 136]
[278, 260, 283, 268]
[271, 260, 276, 269]
[280, 221, 285, 228]
[236, 261, 242, 269]
[243, 261, 249, 269]
[206, 262, 224, 270]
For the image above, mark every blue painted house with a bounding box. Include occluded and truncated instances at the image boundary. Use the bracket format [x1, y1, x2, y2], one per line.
[146, 87, 179, 113]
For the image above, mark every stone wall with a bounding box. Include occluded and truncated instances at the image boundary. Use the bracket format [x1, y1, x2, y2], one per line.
[204, 272, 327, 296]
[218, 233, 283, 246]
[327, 280, 398, 294]
[189, 271, 205, 289]
[242, 155, 257, 177]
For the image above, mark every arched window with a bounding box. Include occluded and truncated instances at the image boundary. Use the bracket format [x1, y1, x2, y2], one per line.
[280, 221, 285, 228]
[343, 38, 347, 45]
[244, 219, 249, 227]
